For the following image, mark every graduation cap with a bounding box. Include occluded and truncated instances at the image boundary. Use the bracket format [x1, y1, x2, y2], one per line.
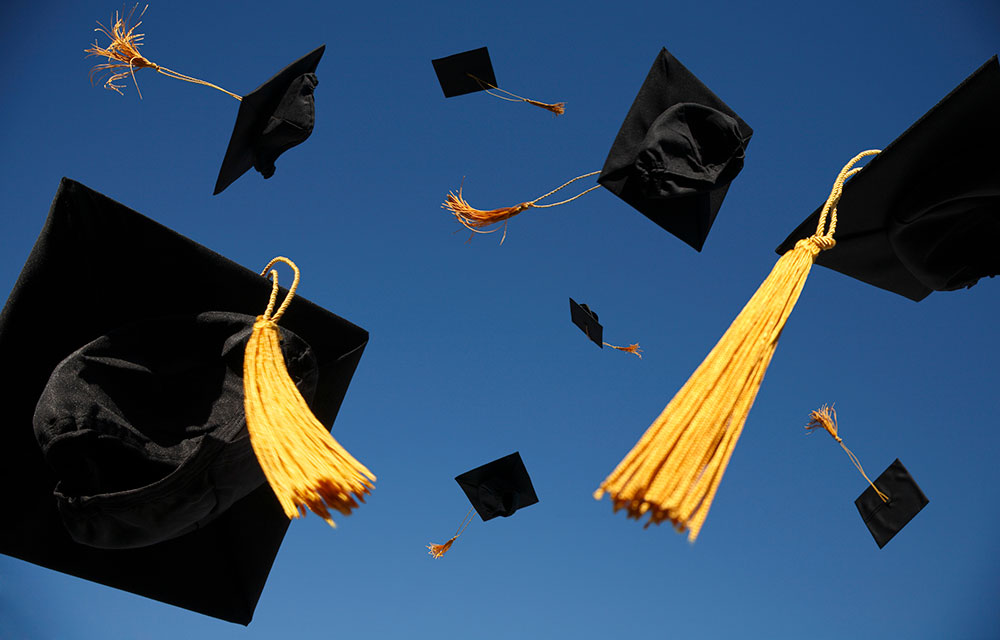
[0, 178, 372, 623]
[775, 56, 1000, 301]
[85, 6, 325, 195]
[856, 459, 928, 548]
[595, 150, 878, 542]
[804, 406, 927, 547]
[569, 298, 642, 357]
[443, 47, 752, 250]
[431, 46, 565, 114]
[427, 452, 538, 558]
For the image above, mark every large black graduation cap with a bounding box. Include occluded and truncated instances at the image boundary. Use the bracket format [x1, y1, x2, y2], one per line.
[776, 56, 1000, 301]
[0, 178, 368, 624]
[432, 47, 498, 98]
[214, 45, 326, 195]
[598, 47, 754, 251]
[455, 452, 539, 521]
[856, 459, 929, 548]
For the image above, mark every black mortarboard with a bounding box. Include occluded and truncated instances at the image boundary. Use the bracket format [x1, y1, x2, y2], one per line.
[455, 452, 539, 521]
[775, 56, 1000, 301]
[432, 47, 498, 98]
[214, 45, 326, 195]
[0, 178, 368, 623]
[445, 47, 749, 249]
[598, 47, 754, 251]
[855, 459, 929, 548]
[569, 298, 603, 347]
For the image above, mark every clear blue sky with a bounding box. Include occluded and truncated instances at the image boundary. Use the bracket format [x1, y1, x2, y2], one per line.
[1, 1, 998, 638]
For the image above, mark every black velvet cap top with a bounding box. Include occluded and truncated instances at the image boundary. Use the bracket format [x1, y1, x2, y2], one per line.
[569, 298, 603, 348]
[455, 452, 539, 521]
[214, 45, 325, 195]
[0, 178, 368, 624]
[855, 459, 929, 548]
[598, 47, 753, 251]
[775, 56, 1000, 301]
[431, 47, 498, 98]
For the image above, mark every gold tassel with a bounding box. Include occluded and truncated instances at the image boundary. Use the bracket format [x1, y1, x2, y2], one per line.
[443, 171, 601, 243]
[806, 404, 890, 503]
[86, 4, 241, 100]
[427, 508, 475, 559]
[594, 150, 881, 542]
[468, 73, 565, 115]
[604, 342, 643, 358]
[244, 257, 375, 526]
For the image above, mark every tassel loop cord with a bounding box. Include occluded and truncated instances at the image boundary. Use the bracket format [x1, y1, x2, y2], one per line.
[259, 256, 300, 323]
[468, 73, 565, 115]
[806, 404, 890, 503]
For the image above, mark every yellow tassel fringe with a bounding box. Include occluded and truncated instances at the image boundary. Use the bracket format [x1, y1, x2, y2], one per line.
[594, 150, 880, 542]
[244, 257, 375, 526]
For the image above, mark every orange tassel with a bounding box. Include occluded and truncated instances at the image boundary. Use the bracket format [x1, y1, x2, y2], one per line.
[426, 536, 458, 559]
[604, 342, 643, 358]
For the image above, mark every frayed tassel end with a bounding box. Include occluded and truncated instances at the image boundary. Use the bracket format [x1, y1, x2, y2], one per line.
[604, 342, 643, 359]
[442, 185, 533, 242]
[427, 536, 458, 559]
[524, 99, 565, 115]
[805, 404, 839, 440]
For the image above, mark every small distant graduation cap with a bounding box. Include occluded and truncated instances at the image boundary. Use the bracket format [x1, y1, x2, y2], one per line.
[431, 46, 565, 114]
[856, 459, 929, 549]
[443, 47, 752, 250]
[0, 178, 370, 623]
[569, 298, 642, 357]
[776, 55, 1000, 300]
[427, 452, 538, 558]
[86, 6, 324, 195]
[805, 406, 928, 548]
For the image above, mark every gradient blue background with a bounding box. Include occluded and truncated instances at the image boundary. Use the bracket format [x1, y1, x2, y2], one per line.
[1, 1, 998, 638]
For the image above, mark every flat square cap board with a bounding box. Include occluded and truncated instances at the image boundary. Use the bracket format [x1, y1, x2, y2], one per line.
[455, 452, 539, 521]
[432, 47, 498, 98]
[598, 47, 754, 251]
[775, 56, 1000, 301]
[855, 459, 929, 548]
[214, 45, 326, 195]
[0, 178, 369, 624]
[569, 298, 603, 347]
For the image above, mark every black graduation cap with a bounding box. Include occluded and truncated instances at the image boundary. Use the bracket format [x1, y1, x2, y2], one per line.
[431, 46, 565, 114]
[856, 459, 929, 548]
[0, 178, 368, 624]
[455, 452, 539, 522]
[444, 46, 750, 250]
[432, 47, 498, 98]
[775, 56, 1000, 301]
[598, 47, 754, 251]
[569, 298, 603, 347]
[214, 45, 326, 195]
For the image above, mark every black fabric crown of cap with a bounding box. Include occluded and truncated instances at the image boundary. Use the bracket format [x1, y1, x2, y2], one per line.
[33, 312, 317, 550]
[775, 55, 1000, 301]
[214, 45, 326, 195]
[856, 459, 929, 548]
[598, 47, 754, 251]
[432, 47, 498, 98]
[0, 178, 368, 624]
[455, 452, 539, 521]
[569, 298, 603, 347]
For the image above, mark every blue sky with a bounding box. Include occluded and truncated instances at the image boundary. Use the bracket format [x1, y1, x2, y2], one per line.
[1, 1, 999, 638]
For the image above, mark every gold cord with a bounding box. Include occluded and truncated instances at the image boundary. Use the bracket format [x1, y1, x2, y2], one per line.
[806, 404, 890, 502]
[468, 73, 565, 115]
